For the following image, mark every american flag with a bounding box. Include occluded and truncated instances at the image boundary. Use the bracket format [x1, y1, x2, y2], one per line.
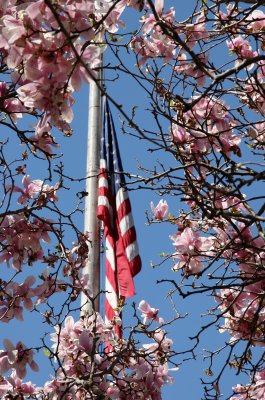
[97, 98, 141, 335]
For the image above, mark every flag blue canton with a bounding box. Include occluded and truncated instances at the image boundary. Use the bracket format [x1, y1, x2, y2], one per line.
[101, 99, 124, 195]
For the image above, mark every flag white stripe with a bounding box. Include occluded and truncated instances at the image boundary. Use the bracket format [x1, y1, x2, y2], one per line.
[99, 176, 108, 188]
[100, 159, 107, 169]
[119, 213, 134, 237]
[125, 241, 139, 262]
[106, 238, 116, 272]
[105, 277, 118, 309]
[98, 196, 114, 229]
[98, 195, 110, 209]
[116, 187, 128, 209]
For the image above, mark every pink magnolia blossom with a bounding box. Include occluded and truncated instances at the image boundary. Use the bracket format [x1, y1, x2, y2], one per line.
[12, 175, 43, 204]
[252, 369, 265, 399]
[30, 113, 59, 154]
[3, 98, 26, 123]
[69, 44, 100, 91]
[0, 15, 26, 46]
[101, 1, 127, 34]
[0, 370, 37, 398]
[131, 36, 158, 67]
[216, 284, 265, 343]
[227, 36, 258, 60]
[0, 276, 37, 323]
[230, 384, 250, 400]
[172, 256, 203, 276]
[171, 97, 241, 158]
[132, 1, 175, 66]
[171, 123, 191, 144]
[141, 0, 165, 35]
[0, 340, 39, 379]
[246, 10, 265, 33]
[138, 300, 164, 324]
[151, 199, 168, 220]
[0, 81, 25, 123]
[243, 77, 265, 115]
[231, 369, 265, 399]
[25, 0, 45, 20]
[247, 122, 265, 149]
[217, 4, 238, 23]
[0, 214, 51, 271]
[171, 227, 215, 275]
[174, 52, 208, 87]
[143, 329, 173, 354]
[184, 13, 209, 49]
[171, 227, 213, 256]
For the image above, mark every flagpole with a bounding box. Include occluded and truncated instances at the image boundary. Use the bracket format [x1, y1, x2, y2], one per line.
[81, 60, 102, 316]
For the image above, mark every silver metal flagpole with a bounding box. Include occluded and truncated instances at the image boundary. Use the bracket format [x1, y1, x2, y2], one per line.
[81, 60, 102, 315]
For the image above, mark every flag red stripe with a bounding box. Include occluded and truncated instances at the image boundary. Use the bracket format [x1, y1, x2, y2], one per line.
[117, 197, 132, 217]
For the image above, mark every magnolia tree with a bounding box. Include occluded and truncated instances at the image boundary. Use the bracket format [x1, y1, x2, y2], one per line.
[0, 0, 264, 399]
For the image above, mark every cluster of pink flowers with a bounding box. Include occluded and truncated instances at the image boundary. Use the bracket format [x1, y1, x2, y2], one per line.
[131, 0, 176, 67]
[0, 370, 37, 399]
[216, 282, 265, 344]
[181, 12, 209, 49]
[171, 96, 241, 159]
[227, 36, 258, 64]
[217, 6, 265, 35]
[0, 276, 38, 323]
[169, 207, 265, 351]
[214, 226, 265, 343]
[0, 270, 68, 323]
[172, 13, 209, 86]
[246, 10, 265, 33]
[0, 81, 25, 123]
[0, 176, 90, 320]
[63, 232, 92, 299]
[0, 214, 51, 271]
[0, 1, 264, 398]
[0, 302, 175, 399]
[30, 113, 59, 155]
[174, 52, 208, 87]
[11, 175, 58, 205]
[44, 305, 174, 399]
[231, 7, 265, 35]
[242, 76, 265, 116]
[0, 0, 128, 140]
[231, 368, 265, 400]
[170, 226, 215, 276]
[185, 187, 247, 214]
[132, 4, 210, 87]
[217, 8, 265, 120]
[168, 180, 265, 345]
[0, 339, 39, 380]
[131, 3, 209, 67]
